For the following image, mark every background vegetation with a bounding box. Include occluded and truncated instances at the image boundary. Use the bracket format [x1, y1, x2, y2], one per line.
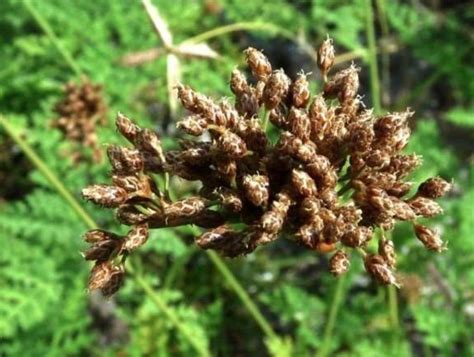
[0, 0, 473, 356]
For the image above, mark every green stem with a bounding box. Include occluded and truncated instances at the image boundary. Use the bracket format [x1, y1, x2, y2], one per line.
[317, 274, 347, 357]
[364, 0, 382, 114]
[183, 22, 294, 45]
[183, 21, 316, 62]
[0, 116, 96, 229]
[263, 109, 270, 132]
[23, 1, 83, 77]
[0, 116, 209, 357]
[186, 225, 277, 340]
[375, 0, 391, 107]
[388, 285, 399, 330]
[128, 263, 210, 357]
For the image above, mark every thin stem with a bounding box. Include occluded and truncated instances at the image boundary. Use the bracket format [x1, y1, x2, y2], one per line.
[375, 0, 391, 107]
[128, 263, 210, 357]
[317, 274, 347, 357]
[262, 109, 270, 132]
[364, 0, 382, 114]
[0, 116, 209, 356]
[186, 225, 277, 340]
[183, 22, 294, 46]
[0, 116, 96, 229]
[207, 250, 277, 340]
[23, 1, 83, 77]
[182, 22, 317, 63]
[388, 285, 399, 330]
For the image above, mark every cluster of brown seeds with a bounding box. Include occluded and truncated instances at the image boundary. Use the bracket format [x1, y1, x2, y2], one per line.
[82, 38, 451, 296]
[52, 79, 107, 163]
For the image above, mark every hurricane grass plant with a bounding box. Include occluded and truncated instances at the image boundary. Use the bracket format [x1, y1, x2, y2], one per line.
[82, 38, 451, 297]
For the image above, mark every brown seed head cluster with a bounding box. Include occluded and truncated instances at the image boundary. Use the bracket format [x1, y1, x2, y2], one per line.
[52, 79, 107, 163]
[82, 39, 451, 295]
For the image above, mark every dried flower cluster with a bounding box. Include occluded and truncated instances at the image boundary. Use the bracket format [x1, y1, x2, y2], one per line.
[52, 79, 107, 163]
[82, 38, 451, 296]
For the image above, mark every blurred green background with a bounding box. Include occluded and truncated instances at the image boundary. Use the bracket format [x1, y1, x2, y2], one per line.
[0, 0, 473, 356]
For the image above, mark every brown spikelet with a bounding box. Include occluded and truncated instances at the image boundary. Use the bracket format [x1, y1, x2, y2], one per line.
[83, 237, 122, 262]
[291, 169, 317, 197]
[177, 115, 208, 136]
[99, 263, 125, 297]
[82, 184, 128, 207]
[291, 72, 310, 108]
[263, 70, 291, 109]
[329, 250, 350, 276]
[288, 107, 311, 142]
[317, 36, 335, 80]
[116, 112, 140, 143]
[123, 224, 149, 252]
[413, 223, 446, 252]
[216, 130, 248, 159]
[417, 177, 452, 199]
[378, 239, 397, 267]
[244, 48, 272, 80]
[341, 226, 372, 248]
[242, 174, 270, 207]
[364, 254, 400, 287]
[230, 68, 250, 96]
[408, 196, 443, 217]
[83, 229, 121, 243]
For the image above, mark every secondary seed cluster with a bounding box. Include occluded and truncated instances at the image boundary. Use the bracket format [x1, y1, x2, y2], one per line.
[82, 38, 451, 296]
[52, 79, 107, 163]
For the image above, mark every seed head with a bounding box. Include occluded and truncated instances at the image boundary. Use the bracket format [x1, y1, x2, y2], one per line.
[216, 130, 248, 159]
[341, 226, 373, 247]
[317, 36, 335, 80]
[291, 169, 317, 197]
[244, 48, 272, 80]
[116, 112, 140, 143]
[364, 254, 400, 287]
[408, 196, 443, 217]
[413, 223, 446, 252]
[123, 224, 149, 252]
[81, 41, 451, 295]
[329, 250, 350, 276]
[230, 68, 250, 96]
[263, 70, 291, 109]
[291, 72, 310, 108]
[242, 174, 270, 207]
[82, 184, 128, 207]
[378, 239, 397, 267]
[417, 177, 452, 199]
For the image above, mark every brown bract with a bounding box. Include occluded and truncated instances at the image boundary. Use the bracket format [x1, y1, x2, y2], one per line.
[81, 39, 451, 295]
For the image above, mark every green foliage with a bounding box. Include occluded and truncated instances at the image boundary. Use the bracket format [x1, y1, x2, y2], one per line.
[445, 107, 474, 129]
[1, 0, 473, 356]
[261, 284, 324, 354]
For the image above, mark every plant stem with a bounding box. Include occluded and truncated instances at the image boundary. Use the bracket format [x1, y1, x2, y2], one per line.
[183, 22, 294, 46]
[317, 274, 347, 357]
[23, 1, 83, 77]
[0, 116, 210, 357]
[128, 263, 210, 357]
[182, 21, 317, 63]
[186, 226, 277, 340]
[388, 284, 399, 330]
[0, 116, 96, 229]
[364, 0, 382, 114]
[375, 0, 391, 107]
